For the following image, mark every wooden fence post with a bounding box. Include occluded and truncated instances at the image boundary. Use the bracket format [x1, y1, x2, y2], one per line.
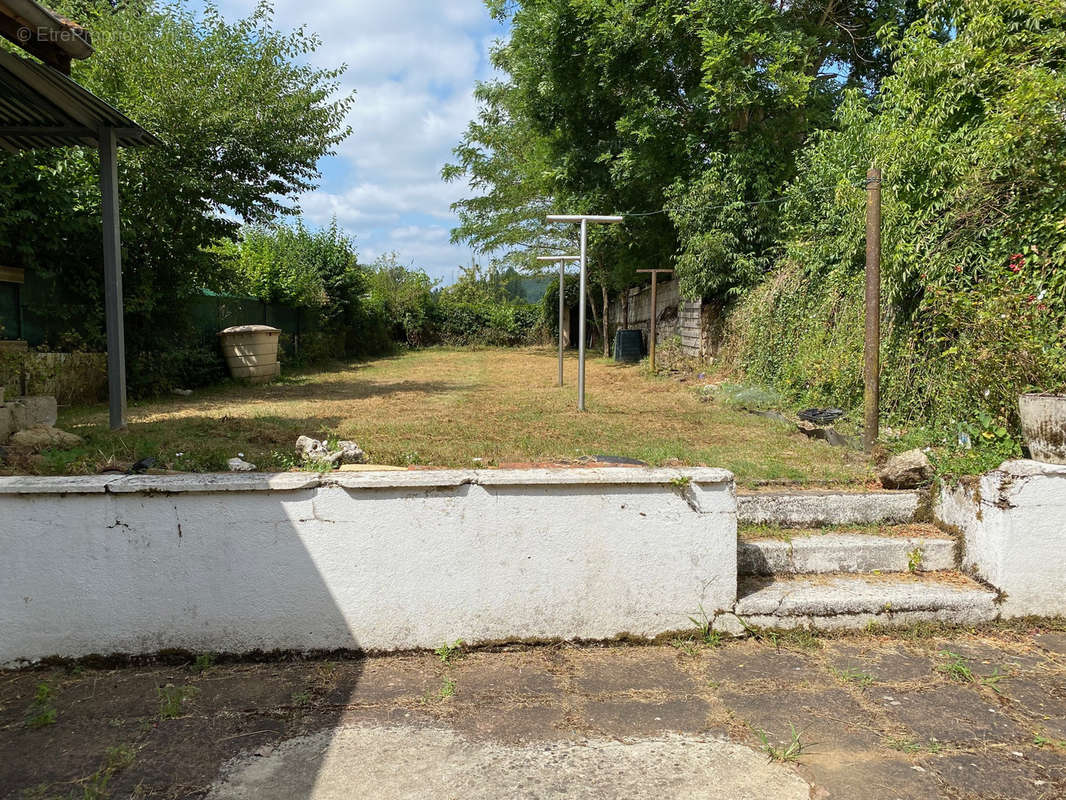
[864, 167, 882, 452]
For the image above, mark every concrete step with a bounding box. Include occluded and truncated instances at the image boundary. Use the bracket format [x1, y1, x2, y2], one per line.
[734, 572, 998, 630]
[738, 526, 956, 576]
[737, 489, 920, 528]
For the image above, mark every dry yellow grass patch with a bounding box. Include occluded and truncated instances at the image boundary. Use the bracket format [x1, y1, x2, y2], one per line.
[28, 348, 871, 486]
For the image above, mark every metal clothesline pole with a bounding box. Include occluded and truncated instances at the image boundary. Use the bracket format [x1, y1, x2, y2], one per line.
[536, 255, 581, 386]
[545, 215, 624, 411]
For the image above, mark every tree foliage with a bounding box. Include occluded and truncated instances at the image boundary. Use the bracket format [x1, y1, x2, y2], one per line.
[0, 0, 352, 357]
[447, 0, 918, 300]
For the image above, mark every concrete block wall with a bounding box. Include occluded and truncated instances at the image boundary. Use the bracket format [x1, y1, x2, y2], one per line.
[0, 468, 736, 666]
[937, 459, 1066, 618]
[608, 279, 681, 347]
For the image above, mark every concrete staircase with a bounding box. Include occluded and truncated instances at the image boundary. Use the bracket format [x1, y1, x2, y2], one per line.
[733, 490, 999, 630]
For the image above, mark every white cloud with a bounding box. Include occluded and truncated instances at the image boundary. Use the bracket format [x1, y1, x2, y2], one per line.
[217, 0, 501, 281]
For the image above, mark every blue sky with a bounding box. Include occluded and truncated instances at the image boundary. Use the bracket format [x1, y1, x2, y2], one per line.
[209, 0, 506, 283]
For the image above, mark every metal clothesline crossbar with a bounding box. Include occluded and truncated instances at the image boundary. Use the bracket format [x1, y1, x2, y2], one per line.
[545, 215, 624, 411]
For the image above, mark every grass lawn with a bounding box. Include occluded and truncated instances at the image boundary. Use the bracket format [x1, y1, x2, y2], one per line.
[15, 348, 873, 486]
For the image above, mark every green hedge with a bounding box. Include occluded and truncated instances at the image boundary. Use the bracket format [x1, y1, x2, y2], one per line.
[435, 300, 540, 347]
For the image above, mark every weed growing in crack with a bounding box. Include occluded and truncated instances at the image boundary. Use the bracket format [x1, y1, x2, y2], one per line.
[686, 604, 723, 647]
[80, 744, 135, 800]
[982, 667, 1007, 694]
[25, 682, 57, 729]
[437, 678, 456, 700]
[907, 547, 924, 573]
[1034, 734, 1066, 749]
[830, 666, 874, 687]
[190, 653, 216, 673]
[885, 736, 942, 754]
[670, 638, 702, 657]
[755, 724, 810, 763]
[157, 684, 199, 720]
[435, 639, 464, 664]
[936, 650, 975, 683]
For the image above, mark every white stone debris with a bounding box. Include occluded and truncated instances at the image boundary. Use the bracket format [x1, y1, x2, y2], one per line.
[295, 435, 367, 467]
[227, 457, 256, 472]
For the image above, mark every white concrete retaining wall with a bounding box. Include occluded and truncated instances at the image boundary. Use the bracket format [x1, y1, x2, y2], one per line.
[0, 468, 736, 666]
[937, 459, 1066, 618]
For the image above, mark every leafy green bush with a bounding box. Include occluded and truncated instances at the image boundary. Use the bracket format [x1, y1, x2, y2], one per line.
[127, 344, 227, 397]
[435, 299, 539, 346]
[365, 255, 438, 347]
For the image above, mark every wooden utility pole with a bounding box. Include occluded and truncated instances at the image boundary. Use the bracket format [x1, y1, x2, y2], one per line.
[636, 269, 674, 373]
[864, 167, 882, 451]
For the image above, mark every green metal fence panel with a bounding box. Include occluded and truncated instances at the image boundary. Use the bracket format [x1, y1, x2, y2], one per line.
[192, 290, 317, 344]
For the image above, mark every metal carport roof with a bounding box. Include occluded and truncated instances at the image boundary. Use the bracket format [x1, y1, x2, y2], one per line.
[0, 47, 159, 150]
[0, 45, 160, 430]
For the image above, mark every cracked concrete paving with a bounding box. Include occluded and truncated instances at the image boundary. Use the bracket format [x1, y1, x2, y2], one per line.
[2, 626, 1065, 799]
[204, 726, 809, 800]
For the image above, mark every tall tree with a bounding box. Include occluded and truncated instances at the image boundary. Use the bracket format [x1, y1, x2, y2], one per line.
[0, 0, 353, 353]
[446, 0, 920, 309]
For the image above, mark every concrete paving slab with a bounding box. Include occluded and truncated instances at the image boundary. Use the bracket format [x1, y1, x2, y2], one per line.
[571, 648, 701, 694]
[717, 687, 883, 751]
[578, 698, 716, 736]
[799, 752, 940, 800]
[879, 684, 1026, 744]
[933, 640, 1053, 677]
[447, 703, 571, 744]
[1034, 632, 1066, 656]
[452, 652, 563, 699]
[204, 724, 811, 800]
[706, 646, 818, 684]
[825, 643, 935, 683]
[921, 749, 1063, 800]
[1001, 676, 1066, 739]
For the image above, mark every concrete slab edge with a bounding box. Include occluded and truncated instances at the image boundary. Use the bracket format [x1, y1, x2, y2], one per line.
[0, 467, 735, 495]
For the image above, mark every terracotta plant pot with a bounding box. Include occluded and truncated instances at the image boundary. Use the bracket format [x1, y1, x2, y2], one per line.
[1019, 393, 1066, 464]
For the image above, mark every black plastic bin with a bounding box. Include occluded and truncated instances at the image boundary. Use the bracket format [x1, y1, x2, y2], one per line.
[614, 329, 644, 363]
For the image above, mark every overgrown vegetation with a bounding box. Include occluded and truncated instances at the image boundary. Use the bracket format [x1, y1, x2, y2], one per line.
[447, 0, 1066, 462]
[721, 0, 1066, 451]
[24, 682, 57, 729]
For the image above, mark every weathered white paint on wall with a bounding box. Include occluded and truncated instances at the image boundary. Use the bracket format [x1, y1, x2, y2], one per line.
[936, 459, 1066, 617]
[0, 469, 736, 666]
